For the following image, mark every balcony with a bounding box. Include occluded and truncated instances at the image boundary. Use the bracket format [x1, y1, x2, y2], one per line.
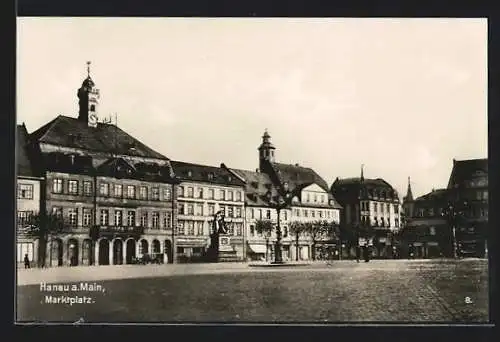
[97, 225, 144, 238]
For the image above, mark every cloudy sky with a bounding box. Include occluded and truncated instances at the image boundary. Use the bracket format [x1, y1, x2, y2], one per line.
[17, 18, 487, 198]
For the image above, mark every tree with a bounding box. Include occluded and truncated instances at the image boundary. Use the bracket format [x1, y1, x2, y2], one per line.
[304, 220, 334, 261]
[22, 211, 66, 267]
[254, 219, 274, 260]
[289, 221, 306, 261]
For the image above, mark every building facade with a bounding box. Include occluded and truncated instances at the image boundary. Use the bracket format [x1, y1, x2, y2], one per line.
[27, 68, 179, 267]
[170, 161, 246, 262]
[228, 130, 342, 261]
[401, 158, 488, 259]
[331, 171, 402, 259]
[16, 124, 44, 267]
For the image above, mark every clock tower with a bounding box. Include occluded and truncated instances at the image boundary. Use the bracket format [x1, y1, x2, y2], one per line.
[77, 61, 100, 127]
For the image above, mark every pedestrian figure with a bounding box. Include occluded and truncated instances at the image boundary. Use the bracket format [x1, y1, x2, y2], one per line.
[355, 246, 360, 263]
[24, 254, 30, 269]
[363, 246, 370, 262]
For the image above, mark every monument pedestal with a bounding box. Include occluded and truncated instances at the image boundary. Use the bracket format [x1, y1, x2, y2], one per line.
[218, 235, 239, 262]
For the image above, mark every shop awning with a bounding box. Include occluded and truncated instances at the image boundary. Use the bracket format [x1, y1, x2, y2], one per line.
[248, 244, 267, 254]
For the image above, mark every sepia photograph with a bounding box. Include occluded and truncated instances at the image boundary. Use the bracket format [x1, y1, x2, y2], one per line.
[15, 17, 489, 324]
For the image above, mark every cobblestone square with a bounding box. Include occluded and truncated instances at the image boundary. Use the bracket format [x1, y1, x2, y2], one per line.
[16, 259, 489, 323]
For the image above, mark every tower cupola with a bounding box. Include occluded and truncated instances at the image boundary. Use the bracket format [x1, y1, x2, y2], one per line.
[77, 61, 100, 127]
[258, 129, 276, 171]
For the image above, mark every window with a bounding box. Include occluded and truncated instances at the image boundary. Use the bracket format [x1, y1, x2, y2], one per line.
[429, 226, 436, 236]
[163, 212, 172, 228]
[236, 223, 243, 236]
[250, 224, 255, 236]
[152, 187, 160, 200]
[374, 203, 378, 212]
[99, 182, 109, 196]
[386, 203, 390, 212]
[306, 193, 310, 202]
[311, 210, 316, 218]
[198, 188, 203, 199]
[228, 191, 234, 201]
[152, 212, 160, 229]
[318, 211, 322, 218]
[187, 221, 195, 235]
[227, 223, 234, 235]
[220, 189, 225, 201]
[114, 184, 123, 198]
[83, 209, 92, 226]
[236, 207, 242, 218]
[52, 207, 62, 218]
[208, 204, 215, 216]
[236, 191, 242, 201]
[187, 204, 194, 215]
[208, 188, 214, 199]
[17, 242, 34, 263]
[266, 210, 271, 219]
[139, 186, 148, 200]
[83, 181, 92, 196]
[258, 209, 262, 219]
[17, 211, 33, 226]
[90, 104, 96, 112]
[68, 180, 78, 195]
[52, 179, 63, 193]
[178, 203, 185, 215]
[127, 185, 136, 199]
[304, 209, 308, 217]
[68, 208, 78, 226]
[197, 222, 204, 235]
[483, 191, 488, 200]
[228, 206, 234, 218]
[127, 211, 136, 226]
[418, 208, 425, 217]
[18, 183, 34, 199]
[178, 186, 184, 197]
[100, 210, 109, 225]
[314, 194, 317, 202]
[296, 209, 301, 217]
[187, 187, 194, 198]
[395, 218, 399, 228]
[283, 226, 288, 238]
[114, 210, 122, 226]
[141, 212, 148, 227]
[219, 205, 226, 216]
[251, 208, 255, 219]
[196, 204, 203, 216]
[393, 204, 399, 214]
[428, 208, 435, 217]
[177, 221, 185, 235]
[162, 187, 172, 201]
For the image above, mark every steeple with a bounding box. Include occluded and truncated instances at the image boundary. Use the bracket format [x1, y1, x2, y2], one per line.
[77, 61, 100, 127]
[405, 176, 414, 202]
[360, 164, 364, 182]
[258, 128, 276, 171]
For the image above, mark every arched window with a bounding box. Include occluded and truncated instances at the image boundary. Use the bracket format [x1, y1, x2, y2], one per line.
[90, 104, 96, 112]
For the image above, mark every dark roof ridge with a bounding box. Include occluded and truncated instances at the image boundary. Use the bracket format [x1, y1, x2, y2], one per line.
[29, 115, 62, 142]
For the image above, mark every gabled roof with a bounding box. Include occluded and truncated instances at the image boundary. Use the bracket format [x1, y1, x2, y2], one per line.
[447, 158, 488, 189]
[30, 115, 168, 160]
[229, 168, 275, 206]
[17, 124, 36, 177]
[170, 161, 245, 187]
[271, 162, 330, 193]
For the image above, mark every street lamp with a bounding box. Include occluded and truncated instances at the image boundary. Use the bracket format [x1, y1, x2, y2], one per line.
[441, 200, 468, 259]
[266, 188, 292, 264]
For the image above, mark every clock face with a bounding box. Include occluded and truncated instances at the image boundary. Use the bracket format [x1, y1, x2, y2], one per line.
[89, 113, 98, 125]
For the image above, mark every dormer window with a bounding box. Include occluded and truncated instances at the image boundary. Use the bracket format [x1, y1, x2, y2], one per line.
[228, 176, 232, 182]
[187, 170, 192, 177]
[208, 173, 214, 180]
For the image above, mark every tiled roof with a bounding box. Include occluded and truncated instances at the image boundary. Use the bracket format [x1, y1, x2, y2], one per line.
[271, 162, 330, 193]
[447, 158, 488, 189]
[229, 168, 276, 206]
[414, 188, 451, 203]
[30, 115, 168, 160]
[170, 161, 245, 187]
[331, 177, 399, 203]
[16, 124, 35, 177]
